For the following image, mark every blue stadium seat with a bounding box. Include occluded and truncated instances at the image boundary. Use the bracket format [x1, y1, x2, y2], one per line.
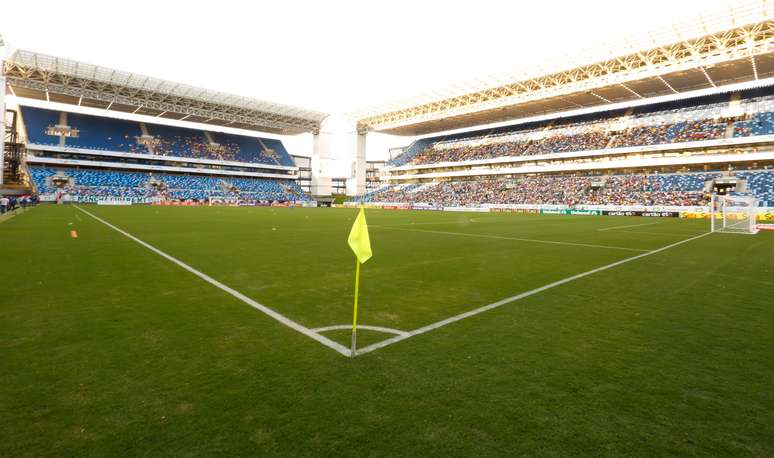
[28, 166, 311, 203]
[20, 106, 66, 147]
[66, 112, 146, 153]
[354, 171, 774, 208]
[21, 107, 295, 166]
[734, 170, 774, 207]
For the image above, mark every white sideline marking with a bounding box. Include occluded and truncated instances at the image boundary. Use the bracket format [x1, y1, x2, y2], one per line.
[613, 230, 703, 237]
[312, 324, 409, 336]
[73, 205, 352, 357]
[374, 226, 649, 253]
[370, 222, 467, 228]
[0, 212, 19, 224]
[371, 217, 562, 228]
[598, 222, 661, 231]
[0, 207, 30, 224]
[356, 231, 712, 356]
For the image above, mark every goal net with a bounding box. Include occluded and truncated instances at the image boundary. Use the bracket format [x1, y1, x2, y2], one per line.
[711, 194, 759, 235]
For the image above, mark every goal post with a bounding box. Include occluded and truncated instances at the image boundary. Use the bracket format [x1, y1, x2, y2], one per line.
[710, 194, 760, 235]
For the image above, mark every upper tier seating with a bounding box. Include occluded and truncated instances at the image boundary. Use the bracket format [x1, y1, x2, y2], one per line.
[388, 138, 435, 167]
[389, 91, 774, 167]
[146, 124, 214, 159]
[66, 112, 146, 153]
[21, 106, 295, 166]
[21, 107, 61, 147]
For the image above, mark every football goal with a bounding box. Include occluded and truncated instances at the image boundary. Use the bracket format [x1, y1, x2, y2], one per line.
[711, 194, 760, 235]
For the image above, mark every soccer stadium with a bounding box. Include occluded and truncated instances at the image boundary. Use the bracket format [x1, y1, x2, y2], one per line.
[2, 1, 774, 455]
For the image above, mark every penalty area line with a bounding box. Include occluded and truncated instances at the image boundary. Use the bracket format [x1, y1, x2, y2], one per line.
[356, 231, 712, 357]
[73, 205, 352, 357]
[598, 221, 661, 231]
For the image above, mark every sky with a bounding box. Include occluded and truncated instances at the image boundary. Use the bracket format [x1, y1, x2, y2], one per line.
[0, 0, 747, 115]
[0, 0, 755, 161]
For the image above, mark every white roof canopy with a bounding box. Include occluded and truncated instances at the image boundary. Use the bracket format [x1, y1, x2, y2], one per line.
[4, 49, 328, 134]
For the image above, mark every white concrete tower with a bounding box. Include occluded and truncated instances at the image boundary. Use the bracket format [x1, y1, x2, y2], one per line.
[312, 114, 366, 196]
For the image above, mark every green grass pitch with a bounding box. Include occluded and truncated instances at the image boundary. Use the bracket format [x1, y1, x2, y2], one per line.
[2, 204, 774, 455]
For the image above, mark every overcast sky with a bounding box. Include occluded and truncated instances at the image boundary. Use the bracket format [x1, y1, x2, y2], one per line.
[1, 0, 747, 115]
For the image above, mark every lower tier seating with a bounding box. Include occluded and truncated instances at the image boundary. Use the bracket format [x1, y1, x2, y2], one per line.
[356, 170, 774, 207]
[29, 167, 310, 203]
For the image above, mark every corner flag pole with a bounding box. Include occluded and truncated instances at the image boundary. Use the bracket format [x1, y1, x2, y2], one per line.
[347, 206, 372, 357]
[351, 259, 361, 356]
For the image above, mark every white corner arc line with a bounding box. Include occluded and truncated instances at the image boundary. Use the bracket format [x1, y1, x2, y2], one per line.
[73, 205, 352, 357]
[375, 226, 649, 252]
[598, 222, 661, 231]
[356, 231, 712, 357]
[312, 324, 409, 336]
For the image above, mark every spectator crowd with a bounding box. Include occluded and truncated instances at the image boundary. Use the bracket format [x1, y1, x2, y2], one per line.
[395, 97, 774, 167]
[29, 167, 311, 204]
[359, 173, 719, 207]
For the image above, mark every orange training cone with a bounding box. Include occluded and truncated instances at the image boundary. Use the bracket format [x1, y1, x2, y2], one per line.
[70, 230, 78, 238]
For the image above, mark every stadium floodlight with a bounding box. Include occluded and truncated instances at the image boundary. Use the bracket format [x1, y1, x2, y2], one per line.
[710, 194, 760, 235]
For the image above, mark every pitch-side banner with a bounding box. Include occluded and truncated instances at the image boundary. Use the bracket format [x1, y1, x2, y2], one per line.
[541, 209, 602, 216]
[96, 199, 132, 206]
[603, 210, 680, 217]
[443, 206, 490, 212]
[411, 203, 443, 211]
[680, 210, 774, 221]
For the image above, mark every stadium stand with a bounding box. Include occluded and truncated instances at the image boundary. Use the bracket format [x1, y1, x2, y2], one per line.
[735, 170, 774, 207]
[21, 106, 295, 166]
[353, 171, 769, 207]
[388, 138, 436, 166]
[260, 138, 295, 167]
[390, 90, 774, 167]
[20, 107, 61, 147]
[145, 124, 213, 159]
[66, 112, 146, 153]
[29, 166, 310, 203]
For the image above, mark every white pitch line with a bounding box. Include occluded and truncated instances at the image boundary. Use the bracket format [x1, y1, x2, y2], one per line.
[312, 324, 409, 336]
[73, 205, 352, 357]
[371, 215, 577, 228]
[598, 221, 661, 231]
[371, 218, 547, 228]
[370, 221, 467, 228]
[356, 231, 712, 356]
[374, 226, 649, 253]
[613, 230, 705, 237]
[0, 212, 19, 224]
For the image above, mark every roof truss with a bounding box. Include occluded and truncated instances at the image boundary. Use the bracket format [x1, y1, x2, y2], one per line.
[356, 15, 774, 133]
[3, 50, 327, 134]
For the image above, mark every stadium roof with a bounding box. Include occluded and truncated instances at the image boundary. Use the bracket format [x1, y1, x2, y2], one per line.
[2, 49, 328, 135]
[353, 1, 774, 135]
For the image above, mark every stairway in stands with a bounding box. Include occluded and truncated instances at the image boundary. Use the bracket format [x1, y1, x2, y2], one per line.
[1, 142, 33, 194]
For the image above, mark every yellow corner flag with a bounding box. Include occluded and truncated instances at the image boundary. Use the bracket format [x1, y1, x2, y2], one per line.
[348, 207, 372, 264]
[348, 207, 372, 356]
